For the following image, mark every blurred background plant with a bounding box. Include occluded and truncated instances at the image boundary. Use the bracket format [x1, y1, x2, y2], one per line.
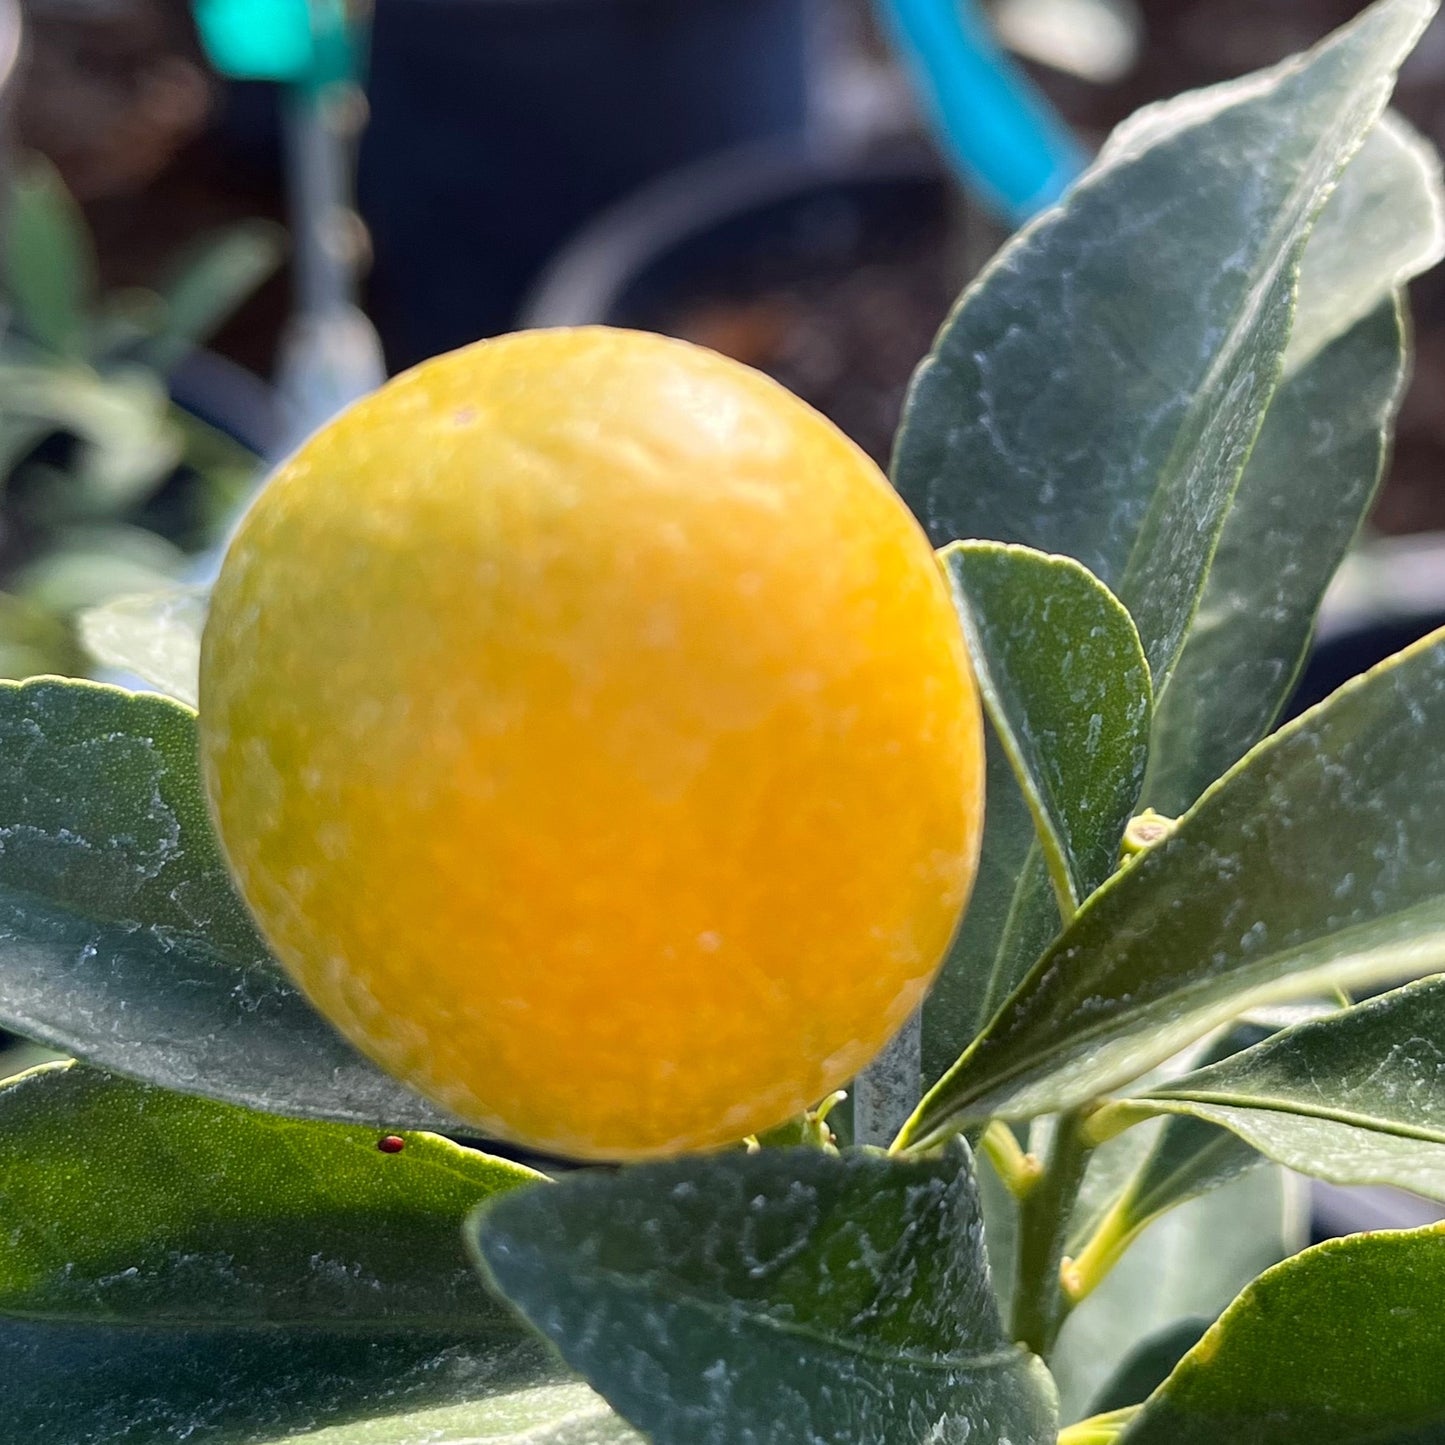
[0, 152, 279, 678]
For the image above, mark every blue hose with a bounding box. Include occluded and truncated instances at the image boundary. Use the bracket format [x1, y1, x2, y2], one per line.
[875, 0, 1088, 225]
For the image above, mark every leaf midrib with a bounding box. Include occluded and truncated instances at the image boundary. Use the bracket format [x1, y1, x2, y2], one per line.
[929, 894, 1445, 1127]
[553, 1263, 1023, 1379]
[1142, 1091, 1445, 1147]
[1118, 18, 1406, 657]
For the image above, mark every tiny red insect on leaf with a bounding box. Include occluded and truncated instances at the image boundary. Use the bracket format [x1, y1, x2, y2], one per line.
[377, 1135, 406, 1154]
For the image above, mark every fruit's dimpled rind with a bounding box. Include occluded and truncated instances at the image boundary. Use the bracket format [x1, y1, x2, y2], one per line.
[200, 327, 984, 1160]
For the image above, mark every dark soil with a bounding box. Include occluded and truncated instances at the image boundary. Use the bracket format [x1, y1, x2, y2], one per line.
[655, 184, 967, 470]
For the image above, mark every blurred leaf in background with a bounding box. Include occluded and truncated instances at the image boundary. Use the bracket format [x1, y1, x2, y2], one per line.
[0, 153, 281, 680]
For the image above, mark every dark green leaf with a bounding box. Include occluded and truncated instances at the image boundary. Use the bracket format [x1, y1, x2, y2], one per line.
[1278, 112, 1443, 368]
[1118, 1225, 1445, 1445]
[1145, 296, 1407, 813]
[1130, 115, 1442, 813]
[900, 627, 1445, 1144]
[3, 155, 96, 359]
[472, 1143, 1058, 1445]
[0, 677, 462, 1129]
[79, 585, 206, 705]
[911, 27, 1441, 1081]
[1068, 1119, 1260, 1298]
[930, 292, 1399, 1076]
[943, 542, 1150, 911]
[1050, 1168, 1301, 1424]
[0, 1326, 636, 1444]
[943, 292, 1415, 1067]
[924, 546, 1150, 1080]
[923, 732, 1056, 1079]
[1063, 1010, 1332, 1298]
[893, 0, 1431, 683]
[0, 1061, 539, 1329]
[1099, 975, 1445, 1200]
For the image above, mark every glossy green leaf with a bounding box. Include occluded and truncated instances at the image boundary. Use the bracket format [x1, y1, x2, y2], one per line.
[923, 541, 1150, 1075]
[3, 155, 96, 359]
[1050, 1168, 1300, 1424]
[472, 1143, 1058, 1445]
[1069, 1118, 1259, 1294]
[79, 585, 206, 705]
[1144, 111, 1445, 816]
[893, 0, 1431, 684]
[0, 677, 462, 1129]
[1144, 297, 1407, 814]
[0, 1327, 637, 1444]
[1281, 111, 1444, 369]
[900, 627, 1445, 1145]
[943, 542, 1150, 912]
[974, 1142, 1021, 1317]
[139, 219, 286, 374]
[1099, 975, 1445, 1200]
[923, 731, 1056, 1079]
[0, 1061, 539, 1329]
[1064, 1009, 1333, 1297]
[911, 20, 1440, 1079]
[1118, 1225, 1445, 1445]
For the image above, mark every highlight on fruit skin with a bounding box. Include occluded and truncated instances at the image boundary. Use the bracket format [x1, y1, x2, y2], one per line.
[199, 325, 985, 1161]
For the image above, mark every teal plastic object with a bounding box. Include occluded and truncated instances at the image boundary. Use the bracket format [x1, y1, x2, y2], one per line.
[876, 0, 1087, 224]
[193, 0, 353, 88]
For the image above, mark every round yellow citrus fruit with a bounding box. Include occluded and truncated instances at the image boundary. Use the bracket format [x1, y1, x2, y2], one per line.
[200, 326, 984, 1160]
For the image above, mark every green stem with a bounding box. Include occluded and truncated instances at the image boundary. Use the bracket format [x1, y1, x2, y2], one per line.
[1010, 1110, 1091, 1357]
[1062, 1191, 1140, 1308]
[980, 1119, 1042, 1198]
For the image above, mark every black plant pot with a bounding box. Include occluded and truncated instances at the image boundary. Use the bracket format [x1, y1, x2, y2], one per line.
[1288, 535, 1445, 718]
[522, 139, 998, 469]
[357, 0, 815, 370]
[169, 348, 285, 464]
